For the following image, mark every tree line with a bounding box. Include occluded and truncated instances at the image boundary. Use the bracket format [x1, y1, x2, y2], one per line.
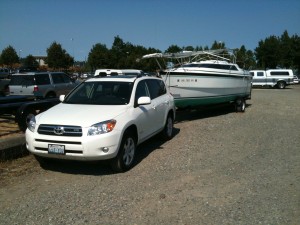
[0, 30, 299, 74]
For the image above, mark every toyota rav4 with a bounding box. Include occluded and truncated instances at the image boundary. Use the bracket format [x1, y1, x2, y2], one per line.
[26, 75, 175, 172]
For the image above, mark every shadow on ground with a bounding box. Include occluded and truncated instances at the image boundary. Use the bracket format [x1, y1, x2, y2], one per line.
[35, 102, 252, 176]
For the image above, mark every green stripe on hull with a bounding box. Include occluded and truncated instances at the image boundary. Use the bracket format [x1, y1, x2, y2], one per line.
[175, 95, 242, 108]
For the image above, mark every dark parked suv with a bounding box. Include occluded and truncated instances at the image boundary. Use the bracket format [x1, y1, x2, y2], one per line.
[9, 72, 80, 98]
[0, 68, 10, 79]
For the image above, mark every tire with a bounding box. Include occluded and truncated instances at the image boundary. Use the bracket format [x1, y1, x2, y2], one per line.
[18, 109, 36, 132]
[111, 131, 136, 172]
[235, 98, 246, 113]
[161, 114, 174, 140]
[277, 81, 286, 89]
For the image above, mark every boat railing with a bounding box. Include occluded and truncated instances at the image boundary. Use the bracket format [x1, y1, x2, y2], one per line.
[141, 49, 237, 70]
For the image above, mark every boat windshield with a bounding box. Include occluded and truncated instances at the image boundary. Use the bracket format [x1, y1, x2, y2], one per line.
[182, 63, 238, 71]
[63, 81, 134, 105]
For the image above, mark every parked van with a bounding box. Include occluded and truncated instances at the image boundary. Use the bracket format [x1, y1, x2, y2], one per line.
[94, 69, 143, 77]
[250, 69, 294, 89]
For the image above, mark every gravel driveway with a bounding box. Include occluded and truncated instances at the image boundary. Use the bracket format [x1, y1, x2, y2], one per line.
[0, 85, 299, 225]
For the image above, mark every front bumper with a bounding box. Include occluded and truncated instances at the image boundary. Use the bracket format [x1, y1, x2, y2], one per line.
[26, 128, 122, 161]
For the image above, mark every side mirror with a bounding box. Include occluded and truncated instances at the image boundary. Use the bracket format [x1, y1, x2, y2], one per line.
[137, 96, 151, 105]
[59, 95, 65, 102]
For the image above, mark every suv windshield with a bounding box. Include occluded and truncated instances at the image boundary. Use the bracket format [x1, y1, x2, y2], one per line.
[64, 81, 134, 105]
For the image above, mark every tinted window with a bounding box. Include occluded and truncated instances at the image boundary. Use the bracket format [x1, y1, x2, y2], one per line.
[52, 73, 66, 84]
[135, 80, 149, 102]
[157, 80, 166, 95]
[9, 75, 35, 85]
[35, 74, 50, 85]
[0, 68, 8, 73]
[98, 72, 107, 77]
[146, 79, 165, 99]
[124, 72, 140, 75]
[257, 72, 264, 76]
[62, 73, 72, 83]
[270, 71, 290, 76]
[183, 63, 238, 70]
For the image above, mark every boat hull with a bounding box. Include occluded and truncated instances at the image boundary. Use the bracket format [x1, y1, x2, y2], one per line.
[161, 72, 252, 108]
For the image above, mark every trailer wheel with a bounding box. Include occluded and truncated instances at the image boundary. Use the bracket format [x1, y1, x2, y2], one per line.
[277, 81, 286, 89]
[18, 109, 37, 132]
[235, 98, 246, 113]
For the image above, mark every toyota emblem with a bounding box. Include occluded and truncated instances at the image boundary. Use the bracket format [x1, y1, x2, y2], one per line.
[54, 126, 65, 135]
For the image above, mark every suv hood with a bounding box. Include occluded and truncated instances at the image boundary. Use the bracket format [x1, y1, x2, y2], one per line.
[36, 103, 129, 127]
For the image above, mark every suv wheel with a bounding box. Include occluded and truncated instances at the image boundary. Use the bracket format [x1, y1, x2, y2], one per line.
[111, 131, 136, 172]
[161, 113, 174, 140]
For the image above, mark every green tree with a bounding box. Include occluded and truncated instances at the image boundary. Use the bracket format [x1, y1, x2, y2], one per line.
[0, 45, 19, 68]
[290, 34, 300, 72]
[255, 35, 281, 69]
[235, 46, 256, 69]
[87, 43, 110, 71]
[165, 45, 182, 53]
[279, 30, 292, 68]
[23, 54, 39, 69]
[110, 36, 127, 68]
[183, 46, 194, 51]
[46, 42, 74, 70]
[211, 41, 225, 50]
[195, 46, 204, 51]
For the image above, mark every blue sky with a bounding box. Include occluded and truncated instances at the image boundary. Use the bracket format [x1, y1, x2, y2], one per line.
[1, 0, 299, 61]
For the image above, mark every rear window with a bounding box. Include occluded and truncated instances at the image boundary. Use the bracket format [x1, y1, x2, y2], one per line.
[270, 71, 290, 76]
[9, 75, 35, 86]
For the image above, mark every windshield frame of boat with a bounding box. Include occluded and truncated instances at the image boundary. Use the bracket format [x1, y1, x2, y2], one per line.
[142, 49, 238, 70]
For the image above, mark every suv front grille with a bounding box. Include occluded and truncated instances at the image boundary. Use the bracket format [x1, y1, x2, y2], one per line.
[38, 124, 82, 137]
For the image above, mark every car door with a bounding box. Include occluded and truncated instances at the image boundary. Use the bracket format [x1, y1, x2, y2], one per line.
[146, 79, 169, 131]
[133, 80, 157, 141]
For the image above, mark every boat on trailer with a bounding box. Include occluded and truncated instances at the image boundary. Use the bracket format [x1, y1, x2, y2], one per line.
[142, 49, 252, 112]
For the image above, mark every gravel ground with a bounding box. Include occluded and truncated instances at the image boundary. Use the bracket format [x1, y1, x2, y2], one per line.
[0, 85, 299, 225]
[0, 115, 23, 138]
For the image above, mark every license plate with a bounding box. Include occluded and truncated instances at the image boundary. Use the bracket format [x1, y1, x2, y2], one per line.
[48, 144, 65, 155]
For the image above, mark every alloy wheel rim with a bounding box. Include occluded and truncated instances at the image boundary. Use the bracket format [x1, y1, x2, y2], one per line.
[167, 118, 173, 137]
[123, 138, 135, 166]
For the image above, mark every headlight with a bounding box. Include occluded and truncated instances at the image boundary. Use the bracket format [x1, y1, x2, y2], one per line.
[27, 115, 36, 132]
[87, 119, 116, 136]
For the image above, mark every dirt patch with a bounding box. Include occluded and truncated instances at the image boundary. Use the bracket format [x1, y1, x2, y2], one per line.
[0, 116, 23, 139]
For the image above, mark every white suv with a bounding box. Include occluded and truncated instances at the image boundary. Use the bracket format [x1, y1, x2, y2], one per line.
[26, 75, 175, 172]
